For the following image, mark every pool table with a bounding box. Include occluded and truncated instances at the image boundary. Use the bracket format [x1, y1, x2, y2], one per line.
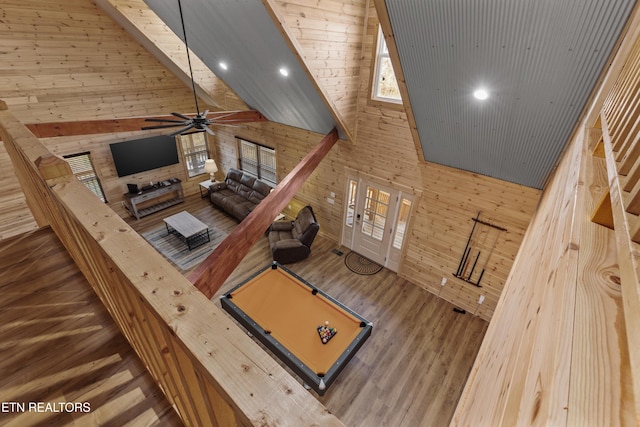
[220, 262, 373, 395]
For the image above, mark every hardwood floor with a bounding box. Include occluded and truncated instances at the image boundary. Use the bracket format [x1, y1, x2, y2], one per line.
[127, 195, 489, 426]
[0, 227, 182, 427]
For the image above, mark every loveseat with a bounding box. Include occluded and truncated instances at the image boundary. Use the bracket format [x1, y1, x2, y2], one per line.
[209, 168, 271, 221]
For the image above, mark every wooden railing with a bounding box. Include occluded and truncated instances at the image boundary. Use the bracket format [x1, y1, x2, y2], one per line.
[0, 101, 343, 426]
[598, 36, 640, 416]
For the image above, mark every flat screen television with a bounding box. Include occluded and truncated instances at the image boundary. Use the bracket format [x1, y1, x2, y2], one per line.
[109, 135, 179, 177]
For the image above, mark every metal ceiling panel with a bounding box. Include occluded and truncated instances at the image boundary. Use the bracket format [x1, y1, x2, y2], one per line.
[145, 0, 338, 136]
[385, 0, 636, 188]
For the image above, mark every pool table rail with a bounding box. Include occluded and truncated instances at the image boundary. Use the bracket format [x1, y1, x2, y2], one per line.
[220, 262, 373, 395]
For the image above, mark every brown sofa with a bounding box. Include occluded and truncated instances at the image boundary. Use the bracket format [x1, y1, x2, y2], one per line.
[209, 168, 271, 221]
[267, 206, 319, 264]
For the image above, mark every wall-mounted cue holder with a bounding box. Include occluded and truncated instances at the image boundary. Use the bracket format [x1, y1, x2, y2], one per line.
[454, 212, 507, 287]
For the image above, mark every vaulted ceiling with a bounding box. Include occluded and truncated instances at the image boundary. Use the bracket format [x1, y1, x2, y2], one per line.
[104, 0, 637, 189]
[145, 0, 340, 137]
[381, 0, 636, 188]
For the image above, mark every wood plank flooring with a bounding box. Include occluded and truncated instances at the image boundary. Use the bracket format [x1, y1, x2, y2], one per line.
[127, 195, 489, 426]
[0, 227, 182, 427]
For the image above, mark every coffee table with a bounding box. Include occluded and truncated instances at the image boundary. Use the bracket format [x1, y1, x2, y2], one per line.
[163, 211, 210, 250]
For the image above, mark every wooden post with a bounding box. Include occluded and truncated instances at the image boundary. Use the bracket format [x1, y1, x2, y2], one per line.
[189, 128, 339, 298]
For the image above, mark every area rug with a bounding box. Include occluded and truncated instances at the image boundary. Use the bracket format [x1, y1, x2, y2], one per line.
[344, 251, 383, 275]
[141, 214, 227, 272]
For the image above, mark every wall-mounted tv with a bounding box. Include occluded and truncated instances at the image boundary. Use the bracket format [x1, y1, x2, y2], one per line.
[109, 135, 179, 177]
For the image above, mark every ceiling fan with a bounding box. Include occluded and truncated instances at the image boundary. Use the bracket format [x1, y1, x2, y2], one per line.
[142, 0, 232, 137]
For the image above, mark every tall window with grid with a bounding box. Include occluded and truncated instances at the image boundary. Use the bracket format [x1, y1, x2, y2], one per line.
[179, 132, 210, 178]
[238, 138, 276, 185]
[64, 152, 107, 202]
[372, 26, 402, 104]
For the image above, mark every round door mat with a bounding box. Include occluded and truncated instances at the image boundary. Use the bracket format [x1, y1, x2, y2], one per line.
[344, 252, 383, 275]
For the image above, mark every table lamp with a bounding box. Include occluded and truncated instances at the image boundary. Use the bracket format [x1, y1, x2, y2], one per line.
[204, 159, 218, 182]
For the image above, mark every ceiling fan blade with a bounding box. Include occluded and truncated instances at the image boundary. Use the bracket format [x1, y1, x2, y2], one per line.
[181, 129, 207, 136]
[171, 112, 193, 120]
[209, 112, 237, 121]
[144, 117, 188, 124]
[201, 109, 209, 118]
[142, 122, 192, 130]
[168, 124, 196, 137]
[204, 126, 216, 136]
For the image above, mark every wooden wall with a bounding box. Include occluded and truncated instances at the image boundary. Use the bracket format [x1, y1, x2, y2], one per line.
[452, 112, 634, 426]
[452, 4, 640, 423]
[0, 0, 234, 236]
[270, 0, 368, 138]
[0, 0, 541, 321]
[209, 2, 540, 321]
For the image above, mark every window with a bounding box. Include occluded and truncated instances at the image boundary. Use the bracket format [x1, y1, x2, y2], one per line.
[361, 186, 390, 241]
[63, 152, 107, 202]
[372, 26, 401, 103]
[345, 179, 358, 228]
[393, 197, 412, 249]
[178, 132, 209, 178]
[237, 138, 276, 185]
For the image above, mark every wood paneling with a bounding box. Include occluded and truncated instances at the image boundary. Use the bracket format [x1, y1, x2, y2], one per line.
[453, 6, 640, 422]
[269, 0, 368, 139]
[452, 123, 632, 426]
[207, 4, 540, 321]
[0, 0, 540, 320]
[0, 0, 260, 241]
[94, 0, 247, 112]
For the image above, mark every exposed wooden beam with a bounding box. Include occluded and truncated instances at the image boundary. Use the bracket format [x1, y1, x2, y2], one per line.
[94, 0, 248, 111]
[260, 0, 354, 144]
[188, 127, 339, 298]
[23, 110, 267, 138]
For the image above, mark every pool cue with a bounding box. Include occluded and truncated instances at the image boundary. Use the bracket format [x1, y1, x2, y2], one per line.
[457, 246, 471, 277]
[475, 269, 485, 286]
[468, 226, 490, 282]
[456, 212, 481, 276]
[476, 228, 500, 286]
[467, 250, 481, 281]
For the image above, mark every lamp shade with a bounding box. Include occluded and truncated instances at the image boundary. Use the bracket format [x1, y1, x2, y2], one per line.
[204, 159, 218, 174]
[204, 159, 218, 181]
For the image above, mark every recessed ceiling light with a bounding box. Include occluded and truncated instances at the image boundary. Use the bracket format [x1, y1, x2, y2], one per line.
[473, 88, 489, 100]
[219, 62, 228, 70]
[279, 68, 289, 77]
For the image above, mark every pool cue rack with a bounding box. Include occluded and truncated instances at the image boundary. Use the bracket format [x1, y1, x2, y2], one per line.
[453, 212, 507, 287]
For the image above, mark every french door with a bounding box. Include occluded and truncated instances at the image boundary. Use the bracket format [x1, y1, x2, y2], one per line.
[342, 175, 414, 271]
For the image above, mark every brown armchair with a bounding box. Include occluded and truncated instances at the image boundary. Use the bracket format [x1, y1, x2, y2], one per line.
[268, 206, 319, 264]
